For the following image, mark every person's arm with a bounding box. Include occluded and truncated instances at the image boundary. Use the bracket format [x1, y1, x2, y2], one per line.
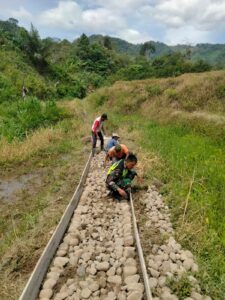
[123, 145, 129, 159]
[106, 170, 121, 192]
[106, 167, 127, 198]
[104, 153, 110, 166]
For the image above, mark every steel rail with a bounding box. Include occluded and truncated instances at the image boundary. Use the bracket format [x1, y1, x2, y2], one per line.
[19, 152, 92, 300]
[130, 191, 153, 300]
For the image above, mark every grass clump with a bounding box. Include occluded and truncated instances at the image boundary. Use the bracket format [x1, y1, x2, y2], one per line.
[145, 85, 163, 97]
[167, 275, 192, 299]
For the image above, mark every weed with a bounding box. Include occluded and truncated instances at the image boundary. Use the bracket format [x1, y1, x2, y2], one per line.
[167, 275, 192, 299]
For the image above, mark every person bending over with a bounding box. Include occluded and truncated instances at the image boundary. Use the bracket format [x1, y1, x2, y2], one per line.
[104, 144, 129, 165]
[106, 153, 137, 200]
[105, 133, 120, 152]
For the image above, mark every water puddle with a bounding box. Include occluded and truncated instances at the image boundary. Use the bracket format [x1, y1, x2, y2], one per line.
[0, 173, 42, 202]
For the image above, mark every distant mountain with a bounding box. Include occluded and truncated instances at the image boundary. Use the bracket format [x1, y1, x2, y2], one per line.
[89, 35, 225, 67]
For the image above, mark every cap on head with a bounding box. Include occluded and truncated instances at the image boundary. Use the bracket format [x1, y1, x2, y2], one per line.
[101, 113, 108, 120]
[115, 144, 122, 152]
[112, 132, 120, 138]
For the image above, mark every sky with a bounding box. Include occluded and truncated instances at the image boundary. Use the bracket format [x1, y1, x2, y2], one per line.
[0, 0, 225, 45]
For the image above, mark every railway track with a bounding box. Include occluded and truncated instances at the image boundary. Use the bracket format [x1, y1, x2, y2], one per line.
[20, 151, 152, 300]
[19, 148, 212, 300]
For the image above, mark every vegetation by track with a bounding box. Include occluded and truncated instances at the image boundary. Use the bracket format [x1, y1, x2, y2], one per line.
[85, 71, 225, 299]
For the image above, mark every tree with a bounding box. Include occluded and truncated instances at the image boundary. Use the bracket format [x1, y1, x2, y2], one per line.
[139, 42, 156, 58]
[76, 33, 90, 60]
[28, 23, 42, 56]
[103, 36, 112, 50]
[8, 18, 19, 26]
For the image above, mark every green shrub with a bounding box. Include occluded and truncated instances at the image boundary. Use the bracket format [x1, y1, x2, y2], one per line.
[0, 97, 65, 141]
[164, 88, 179, 100]
[145, 85, 163, 97]
[215, 84, 225, 100]
[96, 95, 108, 107]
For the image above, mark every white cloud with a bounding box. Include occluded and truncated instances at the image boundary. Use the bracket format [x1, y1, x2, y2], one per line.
[79, 0, 150, 12]
[164, 26, 211, 45]
[39, 1, 82, 29]
[39, 1, 125, 33]
[82, 8, 125, 32]
[152, 0, 225, 30]
[9, 0, 225, 45]
[10, 6, 32, 21]
[118, 29, 154, 44]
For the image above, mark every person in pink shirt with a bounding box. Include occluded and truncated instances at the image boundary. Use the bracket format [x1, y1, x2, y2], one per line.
[91, 113, 108, 156]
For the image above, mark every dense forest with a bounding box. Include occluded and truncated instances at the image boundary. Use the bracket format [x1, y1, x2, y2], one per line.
[0, 18, 214, 104]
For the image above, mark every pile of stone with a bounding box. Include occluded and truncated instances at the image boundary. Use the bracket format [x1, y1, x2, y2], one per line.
[39, 153, 144, 300]
[140, 186, 212, 300]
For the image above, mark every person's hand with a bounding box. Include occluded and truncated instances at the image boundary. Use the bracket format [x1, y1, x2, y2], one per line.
[118, 188, 127, 198]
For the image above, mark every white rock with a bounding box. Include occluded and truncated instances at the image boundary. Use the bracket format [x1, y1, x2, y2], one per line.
[46, 271, 60, 281]
[107, 267, 116, 276]
[183, 259, 194, 271]
[127, 291, 143, 300]
[124, 236, 134, 246]
[158, 276, 166, 287]
[149, 277, 158, 289]
[54, 257, 69, 268]
[96, 261, 110, 271]
[125, 258, 137, 267]
[149, 267, 160, 278]
[191, 291, 203, 300]
[123, 266, 137, 278]
[107, 275, 122, 285]
[161, 261, 171, 274]
[192, 263, 199, 272]
[118, 292, 127, 300]
[43, 278, 57, 289]
[99, 277, 106, 288]
[89, 282, 99, 292]
[126, 282, 144, 293]
[124, 247, 136, 258]
[125, 275, 140, 285]
[81, 288, 92, 299]
[39, 289, 53, 299]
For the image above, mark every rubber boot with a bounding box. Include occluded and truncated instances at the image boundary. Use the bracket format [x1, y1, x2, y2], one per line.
[92, 148, 96, 157]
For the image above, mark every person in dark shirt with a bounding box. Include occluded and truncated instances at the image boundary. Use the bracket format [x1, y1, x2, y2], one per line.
[106, 153, 137, 200]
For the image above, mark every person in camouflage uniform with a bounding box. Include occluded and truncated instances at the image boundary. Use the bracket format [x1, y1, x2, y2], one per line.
[106, 153, 137, 200]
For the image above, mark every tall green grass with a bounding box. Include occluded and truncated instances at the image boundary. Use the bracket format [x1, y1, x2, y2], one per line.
[106, 112, 225, 299]
[0, 97, 66, 141]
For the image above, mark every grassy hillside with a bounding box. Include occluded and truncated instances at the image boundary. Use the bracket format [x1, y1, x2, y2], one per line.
[85, 70, 225, 299]
[0, 44, 56, 102]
